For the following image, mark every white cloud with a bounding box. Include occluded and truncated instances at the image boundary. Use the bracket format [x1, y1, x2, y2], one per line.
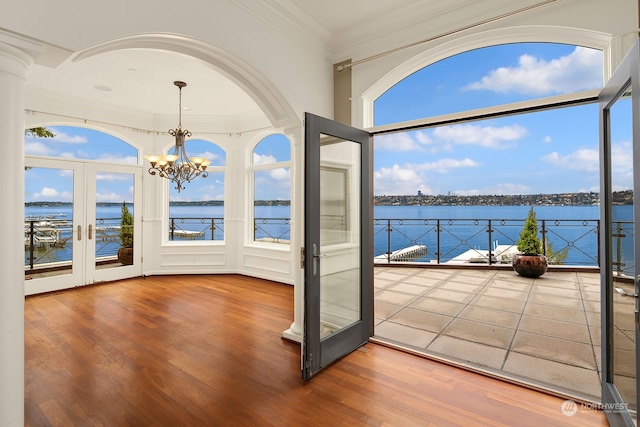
[253, 152, 278, 165]
[40, 131, 88, 144]
[412, 157, 480, 173]
[542, 147, 599, 172]
[374, 131, 432, 151]
[96, 191, 125, 202]
[96, 172, 134, 182]
[374, 164, 426, 195]
[433, 124, 527, 149]
[97, 153, 138, 164]
[270, 168, 290, 181]
[463, 46, 603, 95]
[32, 187, 73, 201]
[24, 142, 55, 156]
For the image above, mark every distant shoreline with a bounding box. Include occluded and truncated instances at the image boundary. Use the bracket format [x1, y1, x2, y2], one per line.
[25, 190, 633, 207]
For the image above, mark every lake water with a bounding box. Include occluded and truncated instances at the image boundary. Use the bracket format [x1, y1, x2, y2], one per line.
[24, 204, 633, 272]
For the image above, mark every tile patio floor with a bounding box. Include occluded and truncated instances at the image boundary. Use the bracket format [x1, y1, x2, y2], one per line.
[372, 266, 611, 403]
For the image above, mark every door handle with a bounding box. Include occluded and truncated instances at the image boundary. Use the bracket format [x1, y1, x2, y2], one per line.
[312, 243, 319, 277]
[88, 224, 93, 240]
[77, 225, 82, 241]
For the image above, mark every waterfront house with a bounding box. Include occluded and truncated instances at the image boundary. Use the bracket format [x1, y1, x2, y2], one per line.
[2, 1, 638, 425]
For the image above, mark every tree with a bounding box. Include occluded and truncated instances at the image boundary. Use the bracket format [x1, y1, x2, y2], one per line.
[517, 207, 542, 255]
[119, 202, 134, 248]
[25, 127, 56, 170]
[26, 127, 56, 138]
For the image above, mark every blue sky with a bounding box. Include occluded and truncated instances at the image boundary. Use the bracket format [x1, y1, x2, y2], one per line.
[24, 42, 632, 202]
[373, 43, 631, 196]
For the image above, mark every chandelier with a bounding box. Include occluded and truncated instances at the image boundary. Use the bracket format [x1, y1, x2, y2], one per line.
[145, 81, 209, 192]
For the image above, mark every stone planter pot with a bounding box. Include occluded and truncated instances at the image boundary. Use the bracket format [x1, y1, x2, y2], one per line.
[117, 247, 134, 265]
[512, 253, 547, 278]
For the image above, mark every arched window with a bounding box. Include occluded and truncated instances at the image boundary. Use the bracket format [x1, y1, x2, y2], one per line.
[25, 125, 138, 163]
[168, 139, 226, 242]
[251, 134, 291, 245]
[372, 42, 606, 197]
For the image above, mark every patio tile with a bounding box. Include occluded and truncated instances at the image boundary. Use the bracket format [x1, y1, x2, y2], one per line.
[480, 287, 529, 301]
[427, 288, 476, 304]
[470, 295, 526, 314]
[583, 298, 600, 313]
[457, 305, 520, 329]
[511, 331, 597, 370]
[375, 290, 419, 306]
[439, 281, 484, 294]
[523, 302, 586, 324]
[530, 285, 581, 299]
[613, 346, 635, 377]
[578, 274, 601, 285]
[526, 292, 582, 310]
[387, 282, 431, 295]
[589, 326, 600, 347]
[410, 297, 466, 316]
[503, 352, 600, 400]
[374, 321, 437, 349]
[485, 278, 531, 292]
[448, 273, 491, 285]
[374, 301, 403, 320]
[585, 311, 600, 327]
[374, 269, 603, 402]
[427, 335, 507, 370]
[389, 307, 454, 333]
[442, 318, 514, 349]
[518, 315, 591, 344]
[401, 275, 441, 287]
[374, 271, 410, 282]
[415, 270, 457, 280]
[374, 278, 395, 289]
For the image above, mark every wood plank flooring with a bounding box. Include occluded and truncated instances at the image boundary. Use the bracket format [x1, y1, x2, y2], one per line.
[25, 275, 608, 426]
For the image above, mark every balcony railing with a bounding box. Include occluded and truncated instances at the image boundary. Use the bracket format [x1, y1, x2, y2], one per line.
[24, 216, 633, 275]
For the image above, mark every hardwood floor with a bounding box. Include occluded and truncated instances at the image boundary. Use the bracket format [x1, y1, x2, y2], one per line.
[25, 275, 608, 426]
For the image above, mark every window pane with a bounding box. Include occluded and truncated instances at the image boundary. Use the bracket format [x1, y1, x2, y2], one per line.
[373, 103, 600, 197]
[374, 43, 604, 126]
[254, 168, 291, 244]
[168, 140, 225, 242]
[25, 126, 138, 164]
[253, 134, 291, 164]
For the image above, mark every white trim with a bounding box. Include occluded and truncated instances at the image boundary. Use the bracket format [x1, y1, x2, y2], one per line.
[72, 33, 299, 129]
[360, 26, 613, 128]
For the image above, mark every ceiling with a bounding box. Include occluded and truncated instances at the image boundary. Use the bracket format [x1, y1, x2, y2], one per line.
[19, 0, 543, 122]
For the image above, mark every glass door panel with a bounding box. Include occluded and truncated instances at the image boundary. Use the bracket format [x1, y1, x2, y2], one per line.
[87, 164, 142, 285]
[319, 145, 362, 338]
[25, 159, 83, 294]
[600, 39, 639, 425]
[303, 113, 373, 380]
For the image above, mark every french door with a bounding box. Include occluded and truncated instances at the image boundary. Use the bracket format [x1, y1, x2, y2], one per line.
[24, 156, 142, 295]
[302, 112, 373, 379]
[600, 39, 639, 425]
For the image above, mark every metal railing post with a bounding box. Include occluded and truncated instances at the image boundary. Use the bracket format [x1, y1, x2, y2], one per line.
[386, 219, 392, 263]
[541, 219, 547, 256]
[436, 219, 441, 264]
[487, 219, 493, 265]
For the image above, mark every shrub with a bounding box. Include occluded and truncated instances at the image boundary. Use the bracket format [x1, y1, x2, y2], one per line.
[119, 202, 134, 248]
[517, 207, 542, 255]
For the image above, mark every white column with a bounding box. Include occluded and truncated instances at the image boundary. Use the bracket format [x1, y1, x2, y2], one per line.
[0, 42, 32, 426]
